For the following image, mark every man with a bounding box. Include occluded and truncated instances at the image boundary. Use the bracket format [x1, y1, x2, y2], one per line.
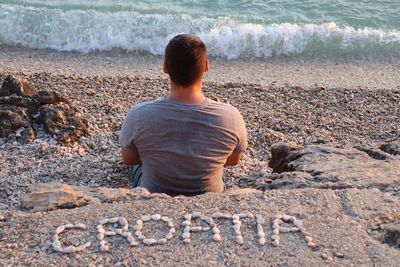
[119, 34, 247, 196]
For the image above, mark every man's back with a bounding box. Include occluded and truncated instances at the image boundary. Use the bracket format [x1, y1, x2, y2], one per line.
[119, 97, 247, 196]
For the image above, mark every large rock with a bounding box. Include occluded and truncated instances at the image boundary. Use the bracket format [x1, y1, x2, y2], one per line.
[0, 75, 37, 97]
[20, 183, 170, 212]
[268, 143, 400, 191]
[0, 105, 35, 143]
[0, 75, 88, 144]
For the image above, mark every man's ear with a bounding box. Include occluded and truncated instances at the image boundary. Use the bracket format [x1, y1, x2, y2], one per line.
[204, 59, 209, 73]
[163, 62, 169, 74]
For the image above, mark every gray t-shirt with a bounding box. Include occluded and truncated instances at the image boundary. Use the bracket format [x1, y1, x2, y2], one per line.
[119, 97, 247, 196]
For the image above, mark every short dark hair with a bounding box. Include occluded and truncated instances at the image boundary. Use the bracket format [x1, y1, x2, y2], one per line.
[164, 34, 207, 86]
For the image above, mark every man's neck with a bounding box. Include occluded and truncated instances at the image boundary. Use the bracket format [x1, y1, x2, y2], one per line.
[169, 80, 205, 104]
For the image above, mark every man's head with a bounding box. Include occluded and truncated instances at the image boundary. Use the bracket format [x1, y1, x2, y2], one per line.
[164, 34, 208, 87]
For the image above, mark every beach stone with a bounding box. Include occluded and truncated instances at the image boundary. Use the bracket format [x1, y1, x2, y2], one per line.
[63, 246, 76, 254]
[143, 238, 157, 245]
[0, 75, 37, 97]
[109, 217, 119, 223]
[213, 234, 221, 242]
[97, 233, 105, 241]
[141, 215, 151, 222]
[259, 237, 267, 245]
[268, 144, 400, 190]
[272, 240, 280, 247]
[75, 223, 86, 229]
[151, 214, 161, 221]
[182, 232, 190, 239]
[0, 105, 35, 143]
[37, 90, 69, 105]
[55, 225, 65, 234]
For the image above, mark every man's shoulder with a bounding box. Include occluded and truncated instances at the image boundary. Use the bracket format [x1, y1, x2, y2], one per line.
[129, 97, 168, 112]
[207, 99, 242, 116]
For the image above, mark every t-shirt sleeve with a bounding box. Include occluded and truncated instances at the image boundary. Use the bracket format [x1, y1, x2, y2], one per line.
[233, 108, 248, 153]
[119, 105, 142, 149]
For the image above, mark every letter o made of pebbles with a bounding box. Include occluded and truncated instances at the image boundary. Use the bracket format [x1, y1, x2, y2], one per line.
[134, 214, 174, 246]
[52, 223, 91, 253]
[97, 217, 131, 251]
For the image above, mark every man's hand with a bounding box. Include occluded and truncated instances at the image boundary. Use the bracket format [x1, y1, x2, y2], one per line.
[224, 151, 243, 166]
[121, 146, 142, 165]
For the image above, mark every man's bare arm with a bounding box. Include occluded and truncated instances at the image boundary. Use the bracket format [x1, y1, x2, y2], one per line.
[121, 146, 142, 166]
[224, 152, 244, 166]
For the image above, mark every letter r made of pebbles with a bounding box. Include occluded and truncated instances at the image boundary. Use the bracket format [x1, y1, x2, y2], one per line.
[97, 217, 133, 252]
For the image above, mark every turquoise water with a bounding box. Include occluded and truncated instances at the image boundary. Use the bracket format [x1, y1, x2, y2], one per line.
[1, 0, 400, 58]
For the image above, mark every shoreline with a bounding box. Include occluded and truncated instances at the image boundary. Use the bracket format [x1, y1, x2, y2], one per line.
[1, 45, 400, 90]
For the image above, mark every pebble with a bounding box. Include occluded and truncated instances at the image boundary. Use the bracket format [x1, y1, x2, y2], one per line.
[99, 219, 109, 225]
[158, 238, 167, 244]
[136, 219, 143, 226]
[109, 217, 119, 223]
[99, 240, 106, 247]
[161, 216, 171, 222]
[105, 231, 116, 236]
[100, 245, 109, 252]
[274, 214, 283, 220]
[184, 214, 192, 220]
[130, 241, 139, 247]
[307, 242, 317, 249]
[55, 225, 65, 234]
[234, 230, 241, 236]
[52, 239, 61, 248]
[64, 223, 74, 229]
[192, 212, 201, 218]
[181, 220, 191, 227]
[182, 232, 191, 239]
[321, 253, 328, 260]
[132, 225, 142, 231]
[258, 232, 265, 238]
[212, 227, 221, 234]
[232, 214, 240, 220]
[0, 215, 4, 221]
[246, 212, 254, 219]
[305, 236, 313, 242]
[63, 246, 76, 254]
[293, 219, 303, 227]
[272, 222, 280, 229]
[271, 234, 280, 241]
[272, 240, 280, 247]
[143, 239, 157, 245]
[280, 227, 290, 233]
[256, 215, 265, 224]
[165, 233, 173, 240]
[212, 234, 221, 242]
[97, 226, 105, 233]
[222, 213, 232, 219]
[127, 234, 135, 243]
[53, 245, 63, 252]
[237, 213, 248, 218]
[167, 221, 174, 228]
[202, 226, 211, 231]
[138, 235, 146, 240]
[97, 233, 105, 241]
[183, 238, 191, 244]
[84, 242, 91, 248]
[115, 229, 123, 235]
[211, 212, 223, 218]
[236, 236, 244, 245]
[290, 227, 300, 232]
[75, 245, 86, 252]
[259, 237, 267, 245]
[257, 224, 264, 233]
[151, 214, 161, 221]
[232, 219, 241, 225]
[75, 223, 86, 229]
[134, 231, 142, 236]
[273, 228, 280, 235]
[183, 226, 191, 233]
[169, 228, 176, 234]
[282, 215, 293, 222]
[141, 215, 151, 222]
[232, 224, 241, 231]
[191, 226, 202, 232]
[117, 217, 126, 226]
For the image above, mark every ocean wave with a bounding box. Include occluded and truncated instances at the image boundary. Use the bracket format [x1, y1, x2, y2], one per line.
[1, 4, 400, 59]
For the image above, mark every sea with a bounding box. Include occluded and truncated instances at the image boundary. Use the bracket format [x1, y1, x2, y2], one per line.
[1, 0, 400, 59]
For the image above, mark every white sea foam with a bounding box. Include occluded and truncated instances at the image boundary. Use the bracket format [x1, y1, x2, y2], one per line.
[1, 4, 400, 59]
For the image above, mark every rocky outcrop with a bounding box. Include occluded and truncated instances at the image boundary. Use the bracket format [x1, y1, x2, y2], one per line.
[266, 143, 400, 191]
[20, 183, 171, 212]
[0, 75, 88, 143]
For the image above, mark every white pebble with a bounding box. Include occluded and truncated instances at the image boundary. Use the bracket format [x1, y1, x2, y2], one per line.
[166, 233, 173, 240]
[192, 212, 201, 218]
[97, 227, 105, 234]
[99, 218, 109, 225]
[161, 216, 171, 222]
[53, 245, 63, 252]
[191, 226, 202, 232]
[99, 240, 106, 247]
[293, 219, 303, 227]
[212, 227, 220, 234]
[134, 231, 142, 236]
[273, 228, 280, 235]
[151, 214, 161, 221]
[232, 214, 240, 220]
[158, 238, 167, 244]
[307, 242, 317, 248]
[109, 217, 119, 223]
[305, 236, 313, 242]
[232, 219, 241, 225]
[272, 222, 280, 229]
[183, 238, 191, 244]
[137, 235, 145, 240]
[211, 212, 223, 218]
[258, 232, 265, 238]
[202, 226, 211, 231]
[184, 214, 192, 220]
[132, 225, 142, 231]
[63, 246, 76, 253]
[52, 239, 61, 248]
[136, 219, 143, 226]
[234, 230, 241, 236]
[272, 240, 280, 247]
[237, 213, 248, 218]
[105, 231, 116, 236]
[127, 234, 135, 243]
[232, 224, 241, 231]
[75, 245, 86, 252]
[256, 215, 265, 224]
[141, 215, 151, 222]
[280, 227, 290, 233]
[290, 227, 299, 232]
[282, 215, 293, 222]
[84, 242, 91, 248]
[97, 233, 105, 241]
[246, 212, 254, 219]
[55, 225, 65, 234]
[115, 229, 123, 235]
[119, 217, 128, 226]
[122, 232, 130, 238]
[130, 241, 139, 247]
[236, 236, 244, 245]
[75, 223, 86, 229]
[182, 232, 191, 239]
[222, 213, 232, 219]
[183, 226, 191, 233]
[167, 221, 174, 228]
[257, 224, 264, 233]
[143, 239, 157, 245]
[274, 214, 283, 220]
[181, 220, 191, 227]
[64, 223, 74, 229]
[271, 234, 280, 241]
[213, 234, 221, 242]
[100, 245, 109, 252]
[169, 228, 176, 234]
[259, 237, 266, 245]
